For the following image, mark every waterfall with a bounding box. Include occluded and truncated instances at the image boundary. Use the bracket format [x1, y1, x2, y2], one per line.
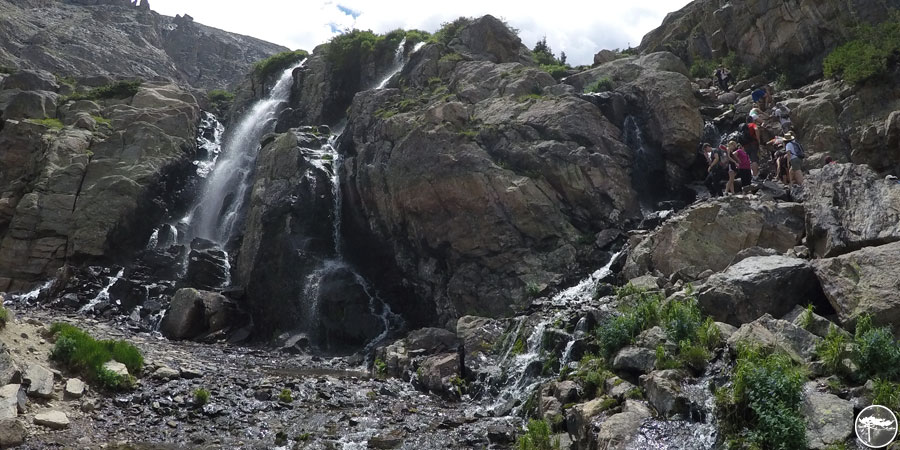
[374, 40, 426, 90]
[624, 115, 666, 213]
[79, 268, 124, 313]
[185, 60, 306, 245]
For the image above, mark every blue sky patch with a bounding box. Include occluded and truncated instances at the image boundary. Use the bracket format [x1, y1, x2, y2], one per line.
[337, 4, 361, 19]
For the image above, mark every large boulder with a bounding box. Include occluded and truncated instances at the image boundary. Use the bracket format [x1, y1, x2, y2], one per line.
[456, 316, 504, 370]
[727, 314, 822, 364]
[801, 382, 853, 449]
[449, 15, 532, 65]
[641, 370, 690, 418]
[800, 164, 900, 257]
[159, 288, 237, 340]
[595, 400, 653, 450]
[697, 255, 824, 326]
[0, 69, 59, 92]
[341, 40, 642, 325]
[813, 241, 900, 328]
[1, 90, 59, 120]
[624, 197, 806, 280]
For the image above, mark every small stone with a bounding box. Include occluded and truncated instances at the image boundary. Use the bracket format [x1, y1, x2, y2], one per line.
[167, 420, 178, 428]
[23, 364, 54, 399]
[65, 378, 86, 399]
[81, 398, 98, 412]
[152, 366, 180, 380]
[0, 419, 25, 447]
[102, 361, 129, 377]
[34, 410, 69, 430]
[180, 368, 203, 379]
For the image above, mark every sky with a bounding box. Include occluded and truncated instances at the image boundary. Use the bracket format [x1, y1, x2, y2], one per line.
[148, 0, 693, 66]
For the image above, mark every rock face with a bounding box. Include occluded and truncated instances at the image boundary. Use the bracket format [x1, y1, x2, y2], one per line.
[697, 255, 825, 326]
[340, 18, 649, 325]
[0, 1, 287, 90]
[638, 0, 900, 80]
[813, 241, 900, 328]
[0, 80, 200, 292]
[800, 164, 900, 257]
[624, 197, 806, 280]
[801, 382, 853, 449]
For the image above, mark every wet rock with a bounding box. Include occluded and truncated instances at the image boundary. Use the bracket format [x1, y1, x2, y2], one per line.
[727, 314, 822, 364]
[596, 400, 653, 450]
[280, 334, 310, 355]
[0, 385, 25, 414]
[539, 396, 563, 424]
[801, 382, 853, 449]
[612, 346, 655, 373]
[406, 328, 461, 353]
[33, 410, 69, 430]
[486, 422, 516, 444]
[183, 239, 230, 290]
[416, 353, 461, 393]
[368, 429, 405, 449]
[23, 364, 54, 399]
[697, 255, 823, 326]
[800, 164, 900, 257]
[64, 379, 85, 399]
[606, 377, 637, 400]
[641, 370, 689, 418]
[160, 288, 236, 340]
[541, 328, 573, 355]
[624, 197, 805, 280]
[813, 241, 900, 328]
[0, 419, 25, 447]
[567, 397, 619, 447]
[456, 316, 503, 370]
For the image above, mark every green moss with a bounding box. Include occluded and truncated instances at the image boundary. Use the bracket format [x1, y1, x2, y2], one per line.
[278, 388, 293, 403]
[65, 80, 141, 102]
[0, 66, 15, 74]
[517, 93, 543, 102]
[439, 52, 464, 64]
[511, 337, 526, 355]
[253, 50, 309, 81]
[27, 118, 64, 129]
[193, 388, 210, 406]
[49, 322, 143, 390]
[584, 77, 614, 93]
[90, 115, 111, 126]
[207, 89, 235, 116]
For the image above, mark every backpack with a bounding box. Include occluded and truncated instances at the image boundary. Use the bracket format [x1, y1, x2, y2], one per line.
[738, 124, 753, 146]
[788, 141, 805, 159]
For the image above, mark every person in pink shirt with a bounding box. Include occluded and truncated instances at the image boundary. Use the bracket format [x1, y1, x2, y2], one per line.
[732, 142, 752, 190]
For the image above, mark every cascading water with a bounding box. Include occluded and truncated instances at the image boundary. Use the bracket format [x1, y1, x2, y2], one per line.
[624, 115, 667, 214]
[79, 268, 124, 313]
[185, 60, 306, 245]
[374, 40, 426, 90]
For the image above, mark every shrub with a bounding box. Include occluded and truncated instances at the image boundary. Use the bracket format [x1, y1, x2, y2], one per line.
[823, 14, 900, 85]
[871, 378, 900, 412]
[540, 64, 569, 81]
[815, 325, 848, 375]
[193, 388, 210, 406]
[27, 118, 64, 129]
[253, 50, 309, 81]
[325, 30, 402, 76]
[661, 297, 703, 343]
[689, 58, 718, 79]
[596, 288, 660, 359]
[49, 323, 143, 389]
[432, 17, 473, 46]
[207, 89, 234, 116]
[66, 80, 142, 102]
[278, 388, 293, 403]
[698, 317, 722, 350]
[853, 314, 900, 380]
[0, 306, 8, 328]
[717, 346, 807, 450]
[517, 419, 560, 450]
[525, 281, 543, 298]
[677, 341, 711, 372]
[439, 52, 464, 64]
[374, 357, 387, 376]
[584, 77, 614, 93]
[797, 304, 815, 330]
[572, 354, 614, 398]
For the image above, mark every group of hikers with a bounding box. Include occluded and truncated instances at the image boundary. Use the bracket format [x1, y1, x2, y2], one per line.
[703, 71, 810, 197]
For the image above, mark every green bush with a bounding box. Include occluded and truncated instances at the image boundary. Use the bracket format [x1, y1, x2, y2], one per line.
[596, 290, 660, 358]
[517, 419, 560, 450]
[717, 346, 807, 450]
[278, 388, 293, 403]
[432, 17, 474, 46]
[207, 89, 234, 116]
[823, 14, 900, 85]
[571, 354, 614, 398]
[49, 323, 143, 389]
[661, 297, 703, 343]
[853, 314, 900, 380]
[253, 50, 309, 81]
[797, 304, 815, 330]
[193, 388, 210, 405]
[26, 118, 64, 129]
[689, 58, 718, 79]
[0, 306, 8, 328]
[66, 80, 142, 102]
[816, 325, 848, 375]
[871, 378, 900, 412]
[584, 77, 614, 93]
[540, 64, 569, 81]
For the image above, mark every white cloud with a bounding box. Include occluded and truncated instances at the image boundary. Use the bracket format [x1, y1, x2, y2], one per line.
[148, 0, 692, 66]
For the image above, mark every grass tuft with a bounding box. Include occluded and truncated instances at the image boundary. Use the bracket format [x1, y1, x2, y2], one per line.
[49, 322, 143, 390]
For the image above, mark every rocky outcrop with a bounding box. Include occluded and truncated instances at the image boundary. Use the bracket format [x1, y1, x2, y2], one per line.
[159, 288, 237, 340]
[623, 197, 806, 280]
[638, 0, 899, 80]
[0, 80, 200, 291]
[339, 19, 652, 325]
[727, 314, 822, 364]
[813, 241, 900, 328]
[0, 1, 287, 90]
[697, 255, 825, 326]
[800, 164, 900, 257]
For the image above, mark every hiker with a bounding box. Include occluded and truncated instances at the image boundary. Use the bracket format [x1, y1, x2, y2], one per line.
[772, 103, 792, 133]
[824, 156, 835, 165]
[739, 117, 762, 179]
[724, 141, 741, 195]
[704, 142, 729, 197]
[774, 146, 790, 184]
[784, 131, 805, 186]
[732, 141, 752, 190]
[751, 86, 769, 110]
[715, 67, 732, 92]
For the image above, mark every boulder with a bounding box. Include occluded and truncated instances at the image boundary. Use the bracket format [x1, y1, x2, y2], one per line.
[624, 197, 805, 280]
[0, 385, 25, 413]
[0, 419, 25, 447]
[183, 239, 230, 290]
[800, 164, 900, 257]
[801, 382, 853, 449]
[612, 346, 656, 373]
[405, 328, 461, 353]
[456, 316, 503, 370]
[0, 349, 21, 385]
[813, 241, 900, 328]
[416, 353, 461, 393]
[727, 314, 822, 364]
[641, 370, 690, 418]
[64, 379, 85, 399]
[606, 377, 637, 400]
[152, 366, 180, 380]
[1, 90, 59, 120]
[102, 361, 129, 378]
[160, 288, 236, 340]
[33, 410, 69, 430]
[783, 305, 847, 340]
[567, 397, 619, 447]
[23, 365, 53, 399]
[697, 255, 824, 326]
[0, 69, 58, 92]
[449, 15, 532, 65]
[595, 400, 652, 450]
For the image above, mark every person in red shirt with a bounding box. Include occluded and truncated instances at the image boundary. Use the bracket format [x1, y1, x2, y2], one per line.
[732, 143, 752, 190]
[745, 117, 762, 179]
